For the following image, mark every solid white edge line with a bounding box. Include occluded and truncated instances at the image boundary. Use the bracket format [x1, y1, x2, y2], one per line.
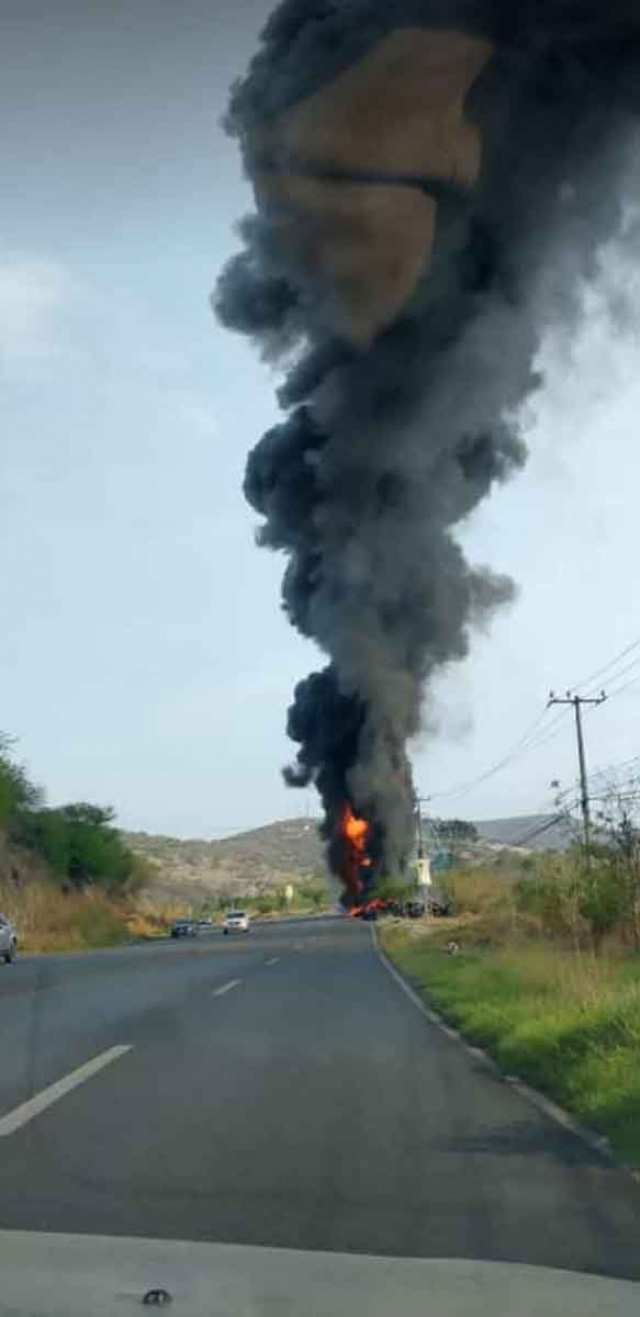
[213, 979, 242, 997]
[369, 926, 621, 1169]
[0, 1045, 132, 1137]
[506, 1078, 614, 1159]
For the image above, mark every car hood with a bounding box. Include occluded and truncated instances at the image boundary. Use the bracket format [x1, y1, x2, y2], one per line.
[0, 1233, 638, 1316]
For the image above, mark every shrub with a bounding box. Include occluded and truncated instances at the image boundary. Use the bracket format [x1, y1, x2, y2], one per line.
[447, 866, 507, 916]
[0, 734, 42, 823]
[13, 803, 135, 893]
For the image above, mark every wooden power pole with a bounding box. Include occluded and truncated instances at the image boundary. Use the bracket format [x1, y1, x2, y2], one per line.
[548, 689, 606, 853]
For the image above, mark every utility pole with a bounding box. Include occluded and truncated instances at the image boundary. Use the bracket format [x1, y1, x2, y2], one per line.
[413, 793, 431, 896]
[414, 793, 429, 859]
[548, 689, 606, 854]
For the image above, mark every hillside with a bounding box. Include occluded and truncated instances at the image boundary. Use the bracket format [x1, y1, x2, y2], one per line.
[472, 814, 576, 852]
[123, 809, 576, 905]
[123, 818, 325, 905]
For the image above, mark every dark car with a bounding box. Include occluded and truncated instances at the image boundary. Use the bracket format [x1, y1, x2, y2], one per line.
[396, 892, 455, 919]
[170, 919, 197, 939]
[385, 900, 404, 917]
[426, 890, 455, 918]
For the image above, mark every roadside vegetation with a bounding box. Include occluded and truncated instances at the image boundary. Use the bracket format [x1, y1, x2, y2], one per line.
[187, 881, 329, 923]
[381, 822, 640, 1168]
[0, 733, 330, 951]
[0, 733, 152, 951]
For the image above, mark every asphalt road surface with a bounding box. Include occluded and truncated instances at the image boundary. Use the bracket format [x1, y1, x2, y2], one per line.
[1, 918, 639, 1279]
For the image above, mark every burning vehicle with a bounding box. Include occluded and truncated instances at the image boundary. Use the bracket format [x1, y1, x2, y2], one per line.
[217, 2, 640, 906]
[334, 800, 454, 920]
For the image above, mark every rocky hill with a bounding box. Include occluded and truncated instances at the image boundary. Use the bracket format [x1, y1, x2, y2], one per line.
[123, 818, 325, 905]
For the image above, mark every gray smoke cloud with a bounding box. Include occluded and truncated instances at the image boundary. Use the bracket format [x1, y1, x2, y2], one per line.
[215, 1, 640, 901]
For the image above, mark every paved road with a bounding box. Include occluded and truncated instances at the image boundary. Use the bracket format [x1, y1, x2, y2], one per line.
[0, 918, 639, 1278]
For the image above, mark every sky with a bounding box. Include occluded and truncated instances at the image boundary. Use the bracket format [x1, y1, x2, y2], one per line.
[3, 0, 640, 839]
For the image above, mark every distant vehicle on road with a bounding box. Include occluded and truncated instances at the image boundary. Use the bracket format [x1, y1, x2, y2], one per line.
[0, 913, 17, 964]
[170, 919, 197, 940]
[223, 910, 250, 935]
[197, 917, 213, 930]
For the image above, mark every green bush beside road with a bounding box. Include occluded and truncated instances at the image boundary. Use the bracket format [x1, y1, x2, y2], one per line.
[380, 919, 640, 1168]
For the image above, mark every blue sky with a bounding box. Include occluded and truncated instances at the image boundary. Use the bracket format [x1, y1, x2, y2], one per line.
[3, 1, 640, 837]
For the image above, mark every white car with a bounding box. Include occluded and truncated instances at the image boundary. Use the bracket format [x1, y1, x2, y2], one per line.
[0, 913, 17, 964]
[223, 910, 250, 935]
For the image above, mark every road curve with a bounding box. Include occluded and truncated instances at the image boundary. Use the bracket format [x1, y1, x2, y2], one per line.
[0, 917, 638, 1279]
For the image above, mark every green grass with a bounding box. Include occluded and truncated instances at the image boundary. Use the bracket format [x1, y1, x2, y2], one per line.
[380, 922, 640, 1167]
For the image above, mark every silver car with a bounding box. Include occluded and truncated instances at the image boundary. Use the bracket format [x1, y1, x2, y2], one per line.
[0, 913, 17, 964]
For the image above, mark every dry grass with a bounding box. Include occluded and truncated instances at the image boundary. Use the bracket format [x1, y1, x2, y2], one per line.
[0, 881, 128, 951]
[0, 880, 195, 952]
[446, 864, 512, 915]
[124, 897, 191, 941]
[0, 874, 327, 954]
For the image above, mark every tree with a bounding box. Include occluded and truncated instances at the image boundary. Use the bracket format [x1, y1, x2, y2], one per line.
[59, 804, 132, 892]
[13, 807, 72, 876]
[576, 862, 627, 956]
[432, 818, 478, 842]
[514, 854, 580, 940]
[594, 785, 640, 950]
[14, 801, 134, 893]
[0, 733, 42, 823]
[0, 733, 136, 897]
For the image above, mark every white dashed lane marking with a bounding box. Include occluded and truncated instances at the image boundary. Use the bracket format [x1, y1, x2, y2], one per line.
[0, 1045, 132, 1137]
[213, 979, 242, 997]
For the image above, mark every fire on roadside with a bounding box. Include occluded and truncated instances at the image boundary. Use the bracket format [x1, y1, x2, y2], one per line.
[337, 801, 374, 908]
[348, 897, 385, 919]
[341, 801, 370, 858]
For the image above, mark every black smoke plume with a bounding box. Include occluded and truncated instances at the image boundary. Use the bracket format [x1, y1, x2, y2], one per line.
[216, 1, 640, 901]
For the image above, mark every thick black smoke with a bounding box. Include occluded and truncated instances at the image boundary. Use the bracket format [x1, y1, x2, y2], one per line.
[216, 1, 640, 897]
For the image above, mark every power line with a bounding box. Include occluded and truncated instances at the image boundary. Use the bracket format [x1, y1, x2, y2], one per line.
[572, 634, 640, 697]
[552, 782, 581, 810]
[604, 671, 640, 702]
[586, 751, 640, 788]
[590, 790, 640, 804]
[426, 704, 565, 805]
[424, 632, 640, 810]
[509, 706, 572, 756]
[583, 653, 640, 698]
[511, 812, 569, 848]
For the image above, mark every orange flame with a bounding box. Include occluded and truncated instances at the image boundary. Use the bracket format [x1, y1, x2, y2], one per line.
[342, 802, 370, 855]
[338, 801, 371, 901]
[348, 897, 385, 919]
